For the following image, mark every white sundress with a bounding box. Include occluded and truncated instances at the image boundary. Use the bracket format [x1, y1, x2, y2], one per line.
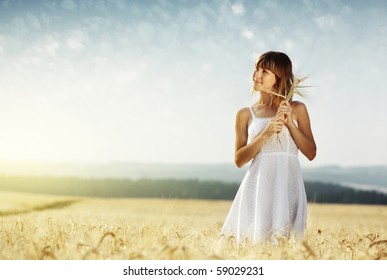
[221, 106, 307, 244]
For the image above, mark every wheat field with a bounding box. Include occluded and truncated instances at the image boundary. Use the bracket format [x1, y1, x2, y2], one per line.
[0, 190, 386, 260]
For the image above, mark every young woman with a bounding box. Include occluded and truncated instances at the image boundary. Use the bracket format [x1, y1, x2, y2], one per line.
[221, 51, 316, 245]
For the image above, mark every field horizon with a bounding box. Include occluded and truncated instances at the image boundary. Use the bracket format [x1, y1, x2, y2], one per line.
[1, 190, 387, 260]
[1, 160, 386, 191]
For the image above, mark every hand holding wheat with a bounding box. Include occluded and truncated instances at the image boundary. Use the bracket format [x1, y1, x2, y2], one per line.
[270, 77, 310, 126]
[276, 101, 294, 128]
[265, 77, 310, 134]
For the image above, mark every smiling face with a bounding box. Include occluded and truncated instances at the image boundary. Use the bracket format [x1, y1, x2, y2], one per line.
[252, 67, 277, 92]
[252, 51, 294, 105]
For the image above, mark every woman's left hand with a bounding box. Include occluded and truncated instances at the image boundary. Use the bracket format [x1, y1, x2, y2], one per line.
[276, 101, 295, 128]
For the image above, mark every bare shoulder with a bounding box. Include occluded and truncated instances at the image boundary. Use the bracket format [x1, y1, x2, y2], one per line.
[236, 107, 251, 117]
[291, 101, 309, 113]
[290, 100, 307, 110]
[290, 101, 310, 122]
[235, 107, 251, 126]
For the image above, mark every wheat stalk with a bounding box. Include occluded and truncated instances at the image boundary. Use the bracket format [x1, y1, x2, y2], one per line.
[266, 76, 309, 102]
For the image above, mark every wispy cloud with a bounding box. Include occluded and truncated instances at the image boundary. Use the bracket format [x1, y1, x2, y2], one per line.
[44, 37, 60, 56]
[201, 62, 211, 72]
[65, 29, 88, 51]
[242, 28, 254, 39]
[315, 14, 336, 29]
[231, 3, 245, 16]
[0, 0, 386, 166]
[283, 38, 294, 50]
[61, 0, 77, 11]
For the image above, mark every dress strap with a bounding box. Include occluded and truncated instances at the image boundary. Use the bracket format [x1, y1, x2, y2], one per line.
[249, 106, 256, 119]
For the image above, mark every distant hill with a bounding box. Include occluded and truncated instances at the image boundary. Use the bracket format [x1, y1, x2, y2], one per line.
[1, 175, 387, 205]
[1, 161, 386, 193]
[301, 165, 387, 188]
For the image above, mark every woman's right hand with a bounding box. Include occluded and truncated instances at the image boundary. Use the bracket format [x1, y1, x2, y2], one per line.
[262, 116, 284, 138]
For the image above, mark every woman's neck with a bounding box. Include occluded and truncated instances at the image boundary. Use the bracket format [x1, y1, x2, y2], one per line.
[256, 92, 273, 107]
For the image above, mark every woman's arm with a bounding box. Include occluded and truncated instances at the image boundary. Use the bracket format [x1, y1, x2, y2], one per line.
[234, 108, 284, 168]
[277, 101, 317, 160]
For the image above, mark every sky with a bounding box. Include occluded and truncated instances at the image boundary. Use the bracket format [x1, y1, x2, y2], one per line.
[0, 0, 386, 168]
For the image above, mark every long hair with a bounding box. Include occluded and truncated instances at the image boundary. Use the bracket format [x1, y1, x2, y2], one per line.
[255, 51, 294, 106]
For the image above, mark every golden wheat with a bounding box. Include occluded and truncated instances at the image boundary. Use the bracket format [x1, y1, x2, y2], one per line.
[0, 191, 386, 260]
[268, 76, 308, 102]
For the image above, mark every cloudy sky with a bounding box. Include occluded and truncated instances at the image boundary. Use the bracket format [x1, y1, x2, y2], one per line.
[0, 0, 386, 167]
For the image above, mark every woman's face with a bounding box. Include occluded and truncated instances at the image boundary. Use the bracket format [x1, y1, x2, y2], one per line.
[252, 67, 277, 92]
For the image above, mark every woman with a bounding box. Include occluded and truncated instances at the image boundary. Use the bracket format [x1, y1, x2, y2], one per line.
[221, 51, 316, 245]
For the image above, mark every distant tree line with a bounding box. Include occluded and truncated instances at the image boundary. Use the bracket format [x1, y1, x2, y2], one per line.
[0, 176, 386, 205]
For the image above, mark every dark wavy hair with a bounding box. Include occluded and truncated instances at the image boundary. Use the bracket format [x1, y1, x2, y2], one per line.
[255, 51, 294, 106]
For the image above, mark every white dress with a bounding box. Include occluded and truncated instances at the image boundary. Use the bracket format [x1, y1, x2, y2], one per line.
[221, 106, 307, 244]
